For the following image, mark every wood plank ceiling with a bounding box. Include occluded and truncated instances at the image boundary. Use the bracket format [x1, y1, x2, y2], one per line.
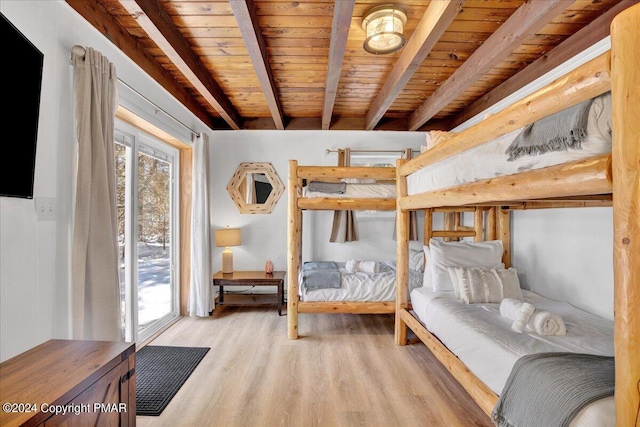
[66, 0, 633, 131]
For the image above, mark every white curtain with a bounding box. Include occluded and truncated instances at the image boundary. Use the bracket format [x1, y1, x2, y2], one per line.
[188, 132, 213, 316]
[71, 47, 121, 341]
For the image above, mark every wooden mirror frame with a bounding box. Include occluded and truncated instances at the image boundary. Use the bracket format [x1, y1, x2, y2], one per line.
[226, 162, 285, 214]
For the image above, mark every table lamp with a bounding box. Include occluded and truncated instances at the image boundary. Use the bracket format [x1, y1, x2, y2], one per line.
[215, 227, 241, 274]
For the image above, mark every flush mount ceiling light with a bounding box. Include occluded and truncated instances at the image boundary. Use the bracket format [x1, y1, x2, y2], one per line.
[362, 4, 408, 55]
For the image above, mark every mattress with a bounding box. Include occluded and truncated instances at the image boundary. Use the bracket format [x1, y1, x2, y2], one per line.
[299, 261, 423, 302]
[407, 92, 612, 195]
[410, 287, 615, 426]
[302, 183, 396, 199]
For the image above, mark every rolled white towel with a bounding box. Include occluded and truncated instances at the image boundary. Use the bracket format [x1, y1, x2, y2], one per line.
[359, 260, 378, 274]
[527, 310, 566, 336]
[499, 297, 523, 319]
[499, 298, 535, 333]
[511, 303, 535, 333]
[345, 260, 378, 274]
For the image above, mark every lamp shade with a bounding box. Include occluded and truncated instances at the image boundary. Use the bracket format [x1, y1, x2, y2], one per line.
[362, 5, 407, 55]
[215, 228, 241, 247]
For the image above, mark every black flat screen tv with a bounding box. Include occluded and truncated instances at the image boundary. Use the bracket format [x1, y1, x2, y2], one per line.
[0, 12, 44, 199]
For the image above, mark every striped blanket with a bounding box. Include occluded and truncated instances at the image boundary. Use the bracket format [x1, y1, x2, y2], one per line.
[492, 352, 614, 427]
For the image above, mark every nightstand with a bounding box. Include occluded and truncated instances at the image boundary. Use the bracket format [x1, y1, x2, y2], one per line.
[213, 270, 286, 315]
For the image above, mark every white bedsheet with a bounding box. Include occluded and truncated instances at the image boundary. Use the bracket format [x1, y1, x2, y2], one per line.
[407, 92, 612, 195]
[300, 261, 423, 302]
[410, 287, 615, 426]
[302, 183, 396, 199]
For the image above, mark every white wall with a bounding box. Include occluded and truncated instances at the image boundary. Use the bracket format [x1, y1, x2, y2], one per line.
[0, 1, 210, 361]
[512, 208, 614, 320]
[1, 1, 76, 362]
[208, 130, 424, 277]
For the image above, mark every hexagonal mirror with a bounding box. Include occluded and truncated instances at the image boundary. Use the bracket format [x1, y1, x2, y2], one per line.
[226, 163, 285, 214]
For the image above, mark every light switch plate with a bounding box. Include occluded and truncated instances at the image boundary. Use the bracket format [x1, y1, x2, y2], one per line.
[35, 197, 56, 221]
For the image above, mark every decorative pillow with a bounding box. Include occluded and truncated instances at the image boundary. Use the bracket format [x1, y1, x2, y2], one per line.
[462, 268, 495, 304]
[483, 269, 506, 302]
[422, 245, 432, 289]
[448, 267, 522, 303]
[408, 248, 425, 273]
[448, 267, 505, 303]
[429, 239, 504, 292]
[495, 267, 523, 301]
[456, 268, 479, 303]
[448, 267, 462, 299]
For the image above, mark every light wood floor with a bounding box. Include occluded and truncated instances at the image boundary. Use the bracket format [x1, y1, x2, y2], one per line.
[136, 307, 492, 427]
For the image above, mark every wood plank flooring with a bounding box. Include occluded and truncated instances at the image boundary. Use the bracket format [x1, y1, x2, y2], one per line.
[136, 307, 492, 427]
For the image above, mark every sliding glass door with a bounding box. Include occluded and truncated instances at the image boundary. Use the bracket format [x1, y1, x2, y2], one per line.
[115, 122, 180, 343]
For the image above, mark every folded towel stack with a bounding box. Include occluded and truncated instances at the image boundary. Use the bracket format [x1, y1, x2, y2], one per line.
[345, 259, 378, 274]
[499, 298, 566, 336]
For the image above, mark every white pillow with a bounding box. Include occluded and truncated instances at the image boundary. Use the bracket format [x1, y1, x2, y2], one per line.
[448, 267, 462, 299]
[495, 267, 523, 301]
[408, 248, 425, 273]
[341, 177, 376, 184]
[448, 267, 505, 303]
[422, 245, 432, 289]
[430, 239, 504, 292]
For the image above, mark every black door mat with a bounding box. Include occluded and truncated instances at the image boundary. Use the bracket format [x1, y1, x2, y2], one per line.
[135, 345, 210, 416]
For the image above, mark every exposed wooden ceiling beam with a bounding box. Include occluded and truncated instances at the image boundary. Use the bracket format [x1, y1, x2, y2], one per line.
[322, 0, 355, 130]
[408, 0, 573, 131]
[120, 0, 242, 130]
[65, 0, 218, 130]
[364, 0, 463, 131]
[230, 0, 285, 130]
[448, 0, 639, 130]
[243, 116, 411, 131]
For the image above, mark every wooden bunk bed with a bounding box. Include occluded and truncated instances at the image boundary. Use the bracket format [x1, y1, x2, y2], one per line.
[394, 4, 639, 427]
[287, 160, 414, 340]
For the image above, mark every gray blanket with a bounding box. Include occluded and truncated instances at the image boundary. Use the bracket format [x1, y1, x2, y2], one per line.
[505, 97, 594, 161]
[492, 352, 614, 427]
[301, 261, 341, 291]
[307, 181, 346, 194]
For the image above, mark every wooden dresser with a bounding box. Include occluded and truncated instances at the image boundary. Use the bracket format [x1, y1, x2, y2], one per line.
[0, 339, 135, 427]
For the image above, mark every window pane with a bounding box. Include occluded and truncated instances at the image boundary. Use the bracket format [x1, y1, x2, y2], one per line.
[115, 142, 127, 335]
[137, 151, 172, 333]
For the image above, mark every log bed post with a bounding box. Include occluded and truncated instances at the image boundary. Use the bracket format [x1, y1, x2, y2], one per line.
[453, 212, 462, 241]
[423, 208, 433, 245]
[497, 209, 511, 268]
[611, 4, 640, 425]
[474, 207, 484, 242]
[287, 160, 300, 339]
[486, 207, 497, 241]
[443, 212, 454, 241]
[395, 159, 409, 345]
